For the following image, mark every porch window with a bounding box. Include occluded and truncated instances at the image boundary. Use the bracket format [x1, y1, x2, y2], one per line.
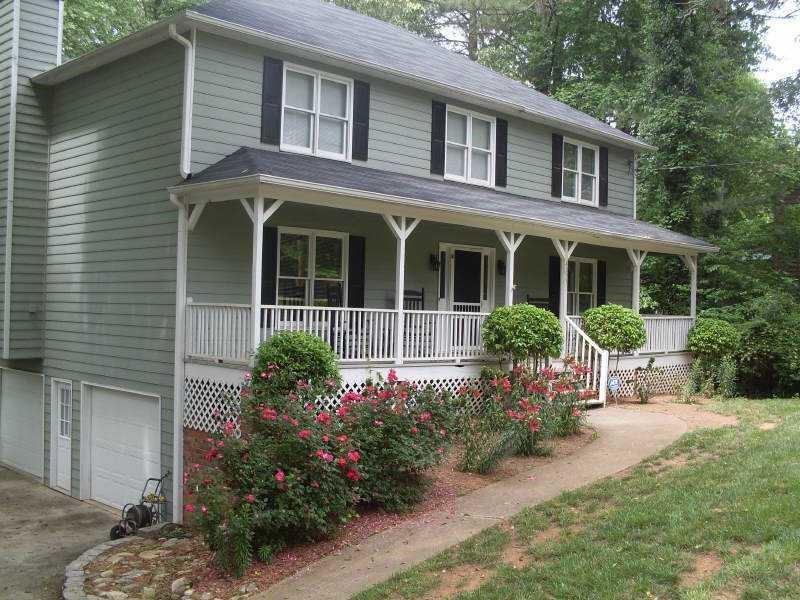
[562, 140, 598, 206]
[277, 229, 347, 307]
[444, 107, 495, 187]
[281, 64, 353, 161]
[568, 258, 596, 314]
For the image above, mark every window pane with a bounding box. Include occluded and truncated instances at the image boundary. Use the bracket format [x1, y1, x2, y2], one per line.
[568, 261, 576, 292]
[568, 292, 578, 315]
[472, 118, 491, 150]
[470, 149, 490, 182]
[563, 170, 577, 197]
[278, 279, 307, 305]
[315, 236, 343, 279]
[320, 78, 347, 118]
[582, 146, 596, 174]
[283, 109, 313, 148]
[319, 117, 345, 155]
[579, 263, 594, 292]
[285, 70, 314, 110]
[445, 145, 466, 177]
[564, 142, 578, 170]
[446, 111, 467, 144]
[581, 174, 595, 202]
[579, 293, 593, 313]
[279, 233, 309, 277]
[314, 281, 343, 307]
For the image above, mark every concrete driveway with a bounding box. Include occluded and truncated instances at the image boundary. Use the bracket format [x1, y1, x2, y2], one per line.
[0, 467, 118, 600]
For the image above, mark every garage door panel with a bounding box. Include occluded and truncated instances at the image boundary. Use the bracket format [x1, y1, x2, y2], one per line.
[89, 387, 160, 510]
[0, 371, 44, 478]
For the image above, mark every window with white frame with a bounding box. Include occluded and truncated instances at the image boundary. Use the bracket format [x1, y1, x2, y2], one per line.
[567, 258, 596, 315]
[58, 383, 72, 438]
[445, 107, 495, 186]
[562, 140, 598, 206]
[277, 228, 348, 307]
[281, 64, 353, 161]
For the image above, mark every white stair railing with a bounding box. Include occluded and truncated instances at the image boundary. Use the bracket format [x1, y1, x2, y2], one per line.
[564, 316, 609, 406]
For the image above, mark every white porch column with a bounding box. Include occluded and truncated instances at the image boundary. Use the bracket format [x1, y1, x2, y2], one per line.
[170, 194, 189, 523]
[625, 248, 648, 314]
[681, 254, 698, 318]
[495, 230, 526, 306]
[551, 238, 578, 328]
[383, 214, 420, 365]
[241, 197, 284, 353]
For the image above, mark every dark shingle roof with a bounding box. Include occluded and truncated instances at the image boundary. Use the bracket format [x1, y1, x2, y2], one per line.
[181, 148, 715, 253]
[189, 0, 650, 150]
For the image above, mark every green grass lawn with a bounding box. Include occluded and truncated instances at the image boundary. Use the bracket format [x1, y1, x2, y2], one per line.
[354, 399, 800, 600]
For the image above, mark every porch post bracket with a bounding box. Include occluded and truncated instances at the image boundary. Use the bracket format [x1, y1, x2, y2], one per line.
[496, 231, 526, 305]
[241, 198, 284, 225]
[187, 200, 207, 232]
[383, 214, 422, 365]
[551, 239, 578, 328]
[626, 248, 648, 315]
[680, 254, 698, 318]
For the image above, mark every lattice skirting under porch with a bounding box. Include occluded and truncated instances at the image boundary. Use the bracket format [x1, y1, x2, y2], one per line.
[608, 360, 692, 399]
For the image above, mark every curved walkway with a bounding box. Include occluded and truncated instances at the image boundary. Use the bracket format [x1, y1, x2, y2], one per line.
[261, 407, 689, 600]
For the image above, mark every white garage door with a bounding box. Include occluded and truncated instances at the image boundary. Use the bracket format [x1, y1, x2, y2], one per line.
[89, 386, 160, 509]
[0, 370, 44, 478]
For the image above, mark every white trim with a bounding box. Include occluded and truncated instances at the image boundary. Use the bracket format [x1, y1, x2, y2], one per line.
[79, 382, 162, 504]
[438, 242, 496, 312]
[56, 0, 64, 66]
[168, 26, 196, 179]
[172, 196, 188, 522]
[561, 138, 600, 207]
[49, 378, 72, 493]
[281, 62, 353, 162]
[3, 0, 19, 360]
[567, 257, 597, 315]
[444, 105, 495, 187]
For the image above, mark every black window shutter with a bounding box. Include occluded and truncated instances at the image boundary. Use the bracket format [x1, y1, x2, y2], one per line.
[548, 256, 560, 315]
[597, 260, 607, 306]
[262, 227, 278, 305]
[347, 236, 366, 308]
[430, 101, 446, 175]
[352, 81, 370, 161]
[599, 146, 609, 207]
[551, 133, 563, 198]
[495, 118, 508, 187]
[261, 57, 283, 145]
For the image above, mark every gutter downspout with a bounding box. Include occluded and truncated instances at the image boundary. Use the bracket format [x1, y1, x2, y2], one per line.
[3, 0, 20, 360]
[169, 25, 195, 180]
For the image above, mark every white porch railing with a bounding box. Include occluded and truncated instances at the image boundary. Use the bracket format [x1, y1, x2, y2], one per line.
[569, 315, 695, 355]
[564, 316, 609, 405]
[403, 310, 490, 361]
[185, 303, 253, 362]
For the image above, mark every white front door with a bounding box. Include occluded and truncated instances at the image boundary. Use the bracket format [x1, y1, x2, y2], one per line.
[51, 380, 72, 493]
[438, 243, 495, 312]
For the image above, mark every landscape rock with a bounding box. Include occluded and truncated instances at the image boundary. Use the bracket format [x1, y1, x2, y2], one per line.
[171, 576, 189, 596]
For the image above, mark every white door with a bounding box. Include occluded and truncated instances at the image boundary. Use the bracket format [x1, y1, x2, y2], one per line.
[88, 386, 160, 509]
[0, 370, 44, 478]
[51, 380, 72, 492]
[438, 244, 495, 313]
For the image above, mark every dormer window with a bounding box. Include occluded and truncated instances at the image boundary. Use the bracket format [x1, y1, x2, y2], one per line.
[281, 64, 353, 161]
[444, 107, 495, 187]
[562, 139, 598, 206]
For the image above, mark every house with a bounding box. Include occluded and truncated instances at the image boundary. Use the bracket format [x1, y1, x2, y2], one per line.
[0, 0, 715, 521]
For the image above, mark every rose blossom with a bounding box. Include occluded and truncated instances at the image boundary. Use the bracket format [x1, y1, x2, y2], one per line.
[200, 505, 208, 514]
[261, 407, 277, 421]
[315, 412, 332, 425]
[346, 469, 360, 481]
[245, 493, 256, 503]
[298, 429, 311, 440]
[184, 503, 196, 513]
[275, 469, 285, 482]
[347, 450, 360, 463]
[387, 368, 398, 383]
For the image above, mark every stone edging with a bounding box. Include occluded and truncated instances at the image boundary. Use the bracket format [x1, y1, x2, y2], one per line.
[63, 524, 168, 600]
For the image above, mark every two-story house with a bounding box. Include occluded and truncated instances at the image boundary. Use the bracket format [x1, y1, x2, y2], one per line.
[0, 0, 714, 521]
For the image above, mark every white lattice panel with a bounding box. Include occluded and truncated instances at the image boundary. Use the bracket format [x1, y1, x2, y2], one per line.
[608, 362, 692, 398]
[184, 377, 242, 433]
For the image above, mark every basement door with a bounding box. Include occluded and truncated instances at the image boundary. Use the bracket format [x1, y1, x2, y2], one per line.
[51, 380, 72, 493]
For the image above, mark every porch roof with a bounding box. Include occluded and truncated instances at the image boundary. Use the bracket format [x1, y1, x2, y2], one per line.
[172, 147, 717, 255]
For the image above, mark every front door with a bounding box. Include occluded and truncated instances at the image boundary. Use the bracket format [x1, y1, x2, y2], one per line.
[439, 244, 495, 312]
[52, 380, 72, 493]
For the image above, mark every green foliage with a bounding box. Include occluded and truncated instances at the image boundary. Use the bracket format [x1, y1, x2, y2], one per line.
[582, 304, 646, 355]
[686, 318, 740, 360]
[628, 357, 661, 404]
[481, 304, 562, 364]
[253, 332, 340, 397]
[717, 355, 738, 399]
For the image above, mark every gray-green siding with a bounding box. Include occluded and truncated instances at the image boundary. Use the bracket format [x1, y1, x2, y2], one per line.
[190, 32, 635, 218]
[0, 0, 14, 350]
[45, 40, 182, 504]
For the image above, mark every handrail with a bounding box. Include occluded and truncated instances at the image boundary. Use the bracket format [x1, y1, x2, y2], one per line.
[565, 316, 610, 406]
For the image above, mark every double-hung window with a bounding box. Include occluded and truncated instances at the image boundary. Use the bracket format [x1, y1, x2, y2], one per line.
[281, 64, 353, 161]
[444, 107, 495, 186]
[277, 228, 348, 307]
[562, 140, 598, 206]
[567, 258, 596, 315]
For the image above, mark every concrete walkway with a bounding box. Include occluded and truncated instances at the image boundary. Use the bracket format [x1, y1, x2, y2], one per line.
[261, 407, 688, 600]
[0, 467, 117, 600]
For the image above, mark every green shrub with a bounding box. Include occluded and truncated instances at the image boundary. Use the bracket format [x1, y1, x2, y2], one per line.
[253, 332, 340, 396]
[628, 356, 661, 404]
[482, 304, 562, 366]
[582, 304, 646, 368]
[717, 355, 738, 398]
[686, 318, 740, 361]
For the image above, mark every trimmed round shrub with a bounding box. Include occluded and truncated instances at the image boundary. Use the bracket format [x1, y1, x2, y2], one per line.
[582, 304, 646, 355]
[687, 318, 740, 360]
[482, 304, 562, 364]
[253, 332, 340, 396]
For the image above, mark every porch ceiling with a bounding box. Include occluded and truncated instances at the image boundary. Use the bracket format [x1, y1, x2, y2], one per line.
[169, 147, 717, 256]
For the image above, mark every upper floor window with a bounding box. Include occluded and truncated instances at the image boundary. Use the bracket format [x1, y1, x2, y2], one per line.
[281, 64, 353, 161]
[445, 107, 495, 187]
[562, 140, 598, 206]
